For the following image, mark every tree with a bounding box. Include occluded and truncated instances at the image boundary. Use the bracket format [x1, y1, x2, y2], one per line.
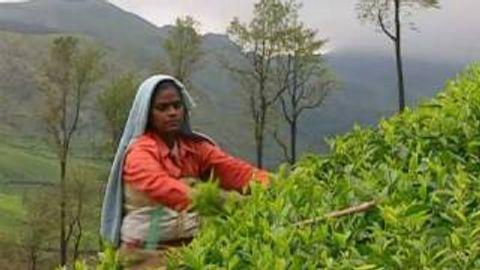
[66, 167, 103, 263]
[20, 189, 57, 270]
[163, 16, 203, 89]
[356, 0, 439, 112]
[97, 72, 139, 155]
[37, 36, 103, 266]
[14, 168, 102, 269]
[273, 21, 336, 164]
[226, 0, 298, 168]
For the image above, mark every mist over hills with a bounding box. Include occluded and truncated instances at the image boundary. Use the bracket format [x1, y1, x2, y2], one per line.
[0, 0, 470, 164]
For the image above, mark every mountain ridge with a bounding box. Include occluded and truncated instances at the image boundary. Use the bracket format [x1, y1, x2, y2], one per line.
[0, 0, 470, 165]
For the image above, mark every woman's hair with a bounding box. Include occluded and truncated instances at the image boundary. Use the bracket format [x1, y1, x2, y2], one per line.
[151, 80, 184, 103]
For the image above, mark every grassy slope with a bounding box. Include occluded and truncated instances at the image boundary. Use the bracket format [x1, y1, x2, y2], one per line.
[0, 131, 108, 240]
[0, 141, 59, 184]
[0, 193, 24, 236]
[0, 131, 108, 184]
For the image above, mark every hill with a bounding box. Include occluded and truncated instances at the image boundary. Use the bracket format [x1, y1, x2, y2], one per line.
[0, 0, 471, 166]
[0, 0, 169, 66]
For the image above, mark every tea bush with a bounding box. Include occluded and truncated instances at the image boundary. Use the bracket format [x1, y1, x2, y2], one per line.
[86, 64, 480, 270]
[168, 64, 480, 269]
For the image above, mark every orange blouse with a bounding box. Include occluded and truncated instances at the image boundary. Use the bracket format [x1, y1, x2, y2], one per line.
[123, 131, 268, 211]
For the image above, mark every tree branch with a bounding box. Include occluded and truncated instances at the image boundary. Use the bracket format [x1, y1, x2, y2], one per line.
[65, 217, 75, 245]
[66, 80, 83, 145]
[297, 86, 329, 115]
[279, 95, 293, 124]
[292, 200, 378, 227]
[73, 217, 82, 262]
[272, 128, 290, 162]
[378, 10, 396, 41]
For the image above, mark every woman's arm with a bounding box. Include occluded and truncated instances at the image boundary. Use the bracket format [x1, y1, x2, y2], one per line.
[197, 141, 269, 191]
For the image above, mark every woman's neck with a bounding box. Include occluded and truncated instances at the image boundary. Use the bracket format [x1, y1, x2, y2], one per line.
[159, 133, 176, 149]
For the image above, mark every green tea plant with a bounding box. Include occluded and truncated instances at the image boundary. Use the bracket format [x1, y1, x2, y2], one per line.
[167, 64, 480, 269]
[59, 246, 122, 270]
[95, 246, 122, 270]
[191, 181, 225, 216]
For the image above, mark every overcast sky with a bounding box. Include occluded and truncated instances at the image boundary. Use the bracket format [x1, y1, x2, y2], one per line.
[105, 0, 479, 64]
[0, 0, 477, 63]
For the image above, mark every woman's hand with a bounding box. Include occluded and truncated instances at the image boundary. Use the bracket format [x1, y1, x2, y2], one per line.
[180, 177, 198, 187]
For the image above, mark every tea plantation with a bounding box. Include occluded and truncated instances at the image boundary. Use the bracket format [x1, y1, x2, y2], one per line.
[89, 64, 480, 269]
[169, 64, 480, 269]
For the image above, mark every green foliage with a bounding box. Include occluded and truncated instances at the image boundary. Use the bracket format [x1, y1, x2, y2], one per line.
[0, 138, 107, 268]
[227, 0, 307, 168]
[97, 72, 139, 154]
[0, 193, 24, 235]
[192, 180, 249, 217]
[57, 246, 122, 270]
[95, 246, 122, 270]
[168, 64, 480, 269]
[38, 36, 105, 266]
[273, 3, 335, 164]
[37, 36, 104, 152]
[163, 16, 203, 87]
[191, 181, 224, 216]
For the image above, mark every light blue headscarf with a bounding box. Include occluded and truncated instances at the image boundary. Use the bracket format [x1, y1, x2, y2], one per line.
[100, 75, 200, 247]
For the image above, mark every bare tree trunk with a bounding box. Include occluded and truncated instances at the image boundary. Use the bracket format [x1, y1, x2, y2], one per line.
[59, 157, 67, 266]
[29, 247, 37, 270]
[256, 108, 266, 169]
[254, 77, 268, 169]
[290, 61, 298, 165]
[256, 134, 263, 169]
[290, 117, 297, 164]
[31, 256, 36, 270]
[73, 220, 82, 263]
[394, 0, 405, 112]
[73, 188, 84, 263]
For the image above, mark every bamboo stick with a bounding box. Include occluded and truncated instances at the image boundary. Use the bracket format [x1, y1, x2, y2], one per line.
[293, 200, 378, 227]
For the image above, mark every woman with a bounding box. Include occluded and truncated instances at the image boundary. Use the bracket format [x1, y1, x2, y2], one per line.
[100, 75, 268, 267]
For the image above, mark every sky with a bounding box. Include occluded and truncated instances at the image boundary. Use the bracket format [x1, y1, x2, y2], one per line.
[109, 0, 480, 61]
[0, 0, 478, 63]
[105, 0, 480, 64]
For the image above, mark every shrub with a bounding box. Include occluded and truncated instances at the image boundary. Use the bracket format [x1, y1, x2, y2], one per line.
[168, 64, 480, 269]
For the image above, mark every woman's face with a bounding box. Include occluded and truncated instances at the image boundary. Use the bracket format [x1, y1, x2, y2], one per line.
[149, 87, 185, 136]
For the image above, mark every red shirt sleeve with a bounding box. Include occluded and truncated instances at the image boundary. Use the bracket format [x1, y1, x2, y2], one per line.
[197, 141, 269, 191]
[123, 139, 190, 211]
